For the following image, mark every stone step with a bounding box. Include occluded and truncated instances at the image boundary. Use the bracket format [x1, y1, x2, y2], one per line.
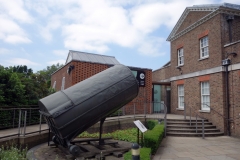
[167, 124, 216, 129]
[167, 132, 224, 137]
[167, 121, 212, 125]
[167, 128, 221, 133]
[167, 119, 208, 122]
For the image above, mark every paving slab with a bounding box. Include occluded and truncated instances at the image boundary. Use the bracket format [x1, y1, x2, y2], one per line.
[153, 136, 240, 160]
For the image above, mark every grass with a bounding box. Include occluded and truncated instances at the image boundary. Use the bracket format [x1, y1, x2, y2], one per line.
[124, 147, 151, 160]
[79, 128, 138, 143]
[0, 144, 27, 160]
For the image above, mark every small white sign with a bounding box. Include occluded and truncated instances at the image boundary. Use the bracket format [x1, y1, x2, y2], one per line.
[133, 120, 147, 133]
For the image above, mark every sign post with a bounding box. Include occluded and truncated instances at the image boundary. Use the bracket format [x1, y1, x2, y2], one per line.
[133, 120, 147, 146]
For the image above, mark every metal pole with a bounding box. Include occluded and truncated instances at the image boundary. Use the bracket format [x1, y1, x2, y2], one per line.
[164, 104, 167, 138]
[190, 108, 192, 126]
[184, 103, 186, 120]
[196, 115, 197, 133]
[18, 110, 21, 136]
[29, 108, 31, 125]
[202, 119, 205, 139]
[13, 109, 15, 128]
[134, 103, 136, 120]
[39, 113, 42, 133]
[23, 111, 27, 136]
[132, 143, 140, 160]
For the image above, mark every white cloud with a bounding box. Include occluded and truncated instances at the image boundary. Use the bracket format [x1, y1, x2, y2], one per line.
[0, 0, 32, 44]
[0, 16, 32, 44]
[0, 48, 11, 55]
[0, 0, 33, 23]
[6, 58, 39, 66]
[53, 50, 68, 57]
[5, 35, 31, 44]
[138, 37, 167, 57]
[47, 59, 66, 65]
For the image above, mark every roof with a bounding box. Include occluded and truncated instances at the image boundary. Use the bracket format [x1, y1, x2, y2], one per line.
[66, 50, 120, 65]
[167, 3, 240, 41]
[153, 61, 171, 72]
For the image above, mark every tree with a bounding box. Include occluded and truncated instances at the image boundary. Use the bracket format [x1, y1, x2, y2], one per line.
[5, 72, 26, 106]
[37, 63, 63, 88]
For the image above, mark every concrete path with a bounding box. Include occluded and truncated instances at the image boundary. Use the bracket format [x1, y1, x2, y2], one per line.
[153, 136, 240, 160]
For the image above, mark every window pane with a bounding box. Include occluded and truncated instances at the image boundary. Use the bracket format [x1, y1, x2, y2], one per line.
[201, 81, 210, 110]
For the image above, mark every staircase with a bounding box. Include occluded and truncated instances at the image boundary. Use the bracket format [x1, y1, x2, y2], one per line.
[166, 119, 224, 137]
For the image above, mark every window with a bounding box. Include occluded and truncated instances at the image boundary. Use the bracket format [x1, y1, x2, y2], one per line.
[178, 48, 184, 66]
[178, 85, 184, 109]
[52, 81, 56, 89]
[200, 36, 209, 58]
[61, 77, 65, 90]
[201, 81, 210, 110]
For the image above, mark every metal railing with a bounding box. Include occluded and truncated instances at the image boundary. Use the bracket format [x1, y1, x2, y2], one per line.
[183, 103, 206, 139]
[183, 103, 232, 139]
[0, 107, 48, 139]
[0, 102, 168, 139]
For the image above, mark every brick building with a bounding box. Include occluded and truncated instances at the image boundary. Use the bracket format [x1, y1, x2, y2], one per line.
[153, 3, 240, 136]
[51, 50, 152, 115]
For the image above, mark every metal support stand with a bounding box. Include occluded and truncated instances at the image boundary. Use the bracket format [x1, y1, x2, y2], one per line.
[202, 119, 205, 139]
[99, 117, 106, 145]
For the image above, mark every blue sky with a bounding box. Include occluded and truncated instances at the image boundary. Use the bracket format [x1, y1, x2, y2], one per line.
[0, 0, 238, 72]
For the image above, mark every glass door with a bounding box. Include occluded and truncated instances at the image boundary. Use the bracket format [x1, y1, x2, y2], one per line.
[153, 85, 161, 113]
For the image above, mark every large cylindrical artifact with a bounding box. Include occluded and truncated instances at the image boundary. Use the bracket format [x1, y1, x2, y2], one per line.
[38, 64, 139, 148]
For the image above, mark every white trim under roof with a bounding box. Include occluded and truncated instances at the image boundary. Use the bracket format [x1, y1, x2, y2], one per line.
[159, 62, 240, 82]
[167, 3, 240, 42]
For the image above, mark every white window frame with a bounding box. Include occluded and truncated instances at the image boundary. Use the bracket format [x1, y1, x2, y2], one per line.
[201, 81, 210, 110]
[178, 85, 184, 109]
[200, 36, 209, 58]
[178, 48, 184, 66]
[61, 77, 65, 90]
[52, 81, 56, 89]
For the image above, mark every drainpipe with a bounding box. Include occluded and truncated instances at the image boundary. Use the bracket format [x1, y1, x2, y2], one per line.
[222, 53, 237, 136]
[222, 59, 230, 136]
[225, 64, 230, 136]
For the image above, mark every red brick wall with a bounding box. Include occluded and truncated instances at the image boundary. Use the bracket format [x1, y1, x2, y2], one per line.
[224, 41, 240, 137]
[152, 66, 171, 81]
[52, 61, 152, 115]
[170, 14, 222, 75]
[171, 73, 226, 133]
[152, 11, 240, 137]
[51, 62, 73, 91]
[71, 61, 109, 85]
[124, 69, 152, 114]
[176, 11, 211, 34]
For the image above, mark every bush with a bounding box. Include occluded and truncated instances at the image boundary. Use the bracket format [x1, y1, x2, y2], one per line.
[124, 148, 151, 160]
[0, 145, 27, 160]
[146, 120, 158, 130]
[144, 123, 164, 154]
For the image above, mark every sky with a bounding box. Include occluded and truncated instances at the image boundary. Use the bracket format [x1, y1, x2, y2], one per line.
[0, 0, 239, 72]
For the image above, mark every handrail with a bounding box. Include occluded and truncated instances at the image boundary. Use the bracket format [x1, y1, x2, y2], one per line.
[198, 103, 227, 120]
[184, 103, 206, 139]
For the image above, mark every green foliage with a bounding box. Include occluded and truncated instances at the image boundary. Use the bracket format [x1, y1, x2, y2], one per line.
[0, 63, 61, 106]
[144, 123, 164, 154]
[79, 128, 138, 143]
[5, 72, 27, 106]
[37, 63, 63, 88]
[109, 110, 122, 117]
[124, 148, 151, 160]
[146, 120, 158, 130]
[0, 144, 27, 160]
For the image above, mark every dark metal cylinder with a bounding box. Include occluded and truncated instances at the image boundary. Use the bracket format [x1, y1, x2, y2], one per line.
[39, 64, 139, 143]
[132, 143, 140, 160]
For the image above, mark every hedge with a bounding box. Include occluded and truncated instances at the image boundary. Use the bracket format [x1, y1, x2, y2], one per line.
[146, 120, 158, 130]
[123, 148, 151, 160]
[144, 122, 164, 154]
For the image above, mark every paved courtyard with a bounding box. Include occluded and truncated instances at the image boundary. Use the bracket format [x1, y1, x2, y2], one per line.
[153, 136, 240, 160]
